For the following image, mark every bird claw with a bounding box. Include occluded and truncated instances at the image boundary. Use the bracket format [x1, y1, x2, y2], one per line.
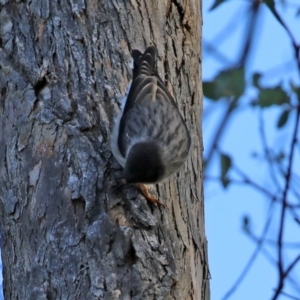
[135, 183, 165, 208]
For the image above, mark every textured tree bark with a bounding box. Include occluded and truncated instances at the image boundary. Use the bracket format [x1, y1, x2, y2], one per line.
[0, 0, 207, 299]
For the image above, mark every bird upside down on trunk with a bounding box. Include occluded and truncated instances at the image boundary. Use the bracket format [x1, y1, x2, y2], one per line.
[111, 45, 191, 207]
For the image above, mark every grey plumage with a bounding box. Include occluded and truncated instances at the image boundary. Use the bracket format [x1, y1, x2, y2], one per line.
[111, 45, 191, 186]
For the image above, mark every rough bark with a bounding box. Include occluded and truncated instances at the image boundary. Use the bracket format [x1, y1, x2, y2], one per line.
[0, 0, 207, 299]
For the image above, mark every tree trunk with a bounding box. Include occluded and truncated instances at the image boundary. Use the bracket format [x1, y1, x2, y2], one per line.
[0, 0, 207, 299]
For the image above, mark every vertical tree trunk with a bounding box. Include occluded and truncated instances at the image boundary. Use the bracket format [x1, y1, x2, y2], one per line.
[0, 0, 207, 299]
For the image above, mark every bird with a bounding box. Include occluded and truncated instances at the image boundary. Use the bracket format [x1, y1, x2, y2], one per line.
[110, 45, 191, 207]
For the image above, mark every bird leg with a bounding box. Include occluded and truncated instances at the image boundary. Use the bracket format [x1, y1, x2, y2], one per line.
[135, 183, 165, 207]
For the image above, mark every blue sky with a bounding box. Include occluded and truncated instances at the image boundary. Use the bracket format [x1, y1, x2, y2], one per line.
[203, 1, 300, 299]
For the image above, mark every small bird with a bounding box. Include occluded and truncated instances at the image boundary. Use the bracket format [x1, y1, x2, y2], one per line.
[111, 45, 191, 206]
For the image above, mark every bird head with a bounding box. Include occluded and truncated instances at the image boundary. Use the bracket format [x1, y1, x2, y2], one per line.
[122, 141, 165, 184]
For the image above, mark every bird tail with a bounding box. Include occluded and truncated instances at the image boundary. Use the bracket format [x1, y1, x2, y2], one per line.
[131, 45, 157, 78]
[127, 45, 177, 108]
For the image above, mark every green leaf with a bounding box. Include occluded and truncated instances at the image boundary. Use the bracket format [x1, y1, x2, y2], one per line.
[221, 153, 231, 177]
[210, 0, 229, 10]
[256, 86, 289, 107]
[220, 153, 232, 188]
[203, 68, 245, 100]
[203, 81, 221, 101]
[217, 68, 245, 98]
[253, 72, 262, 89]
[277, 110, 290, 128]
[290, 81, 300, 99]
[274, 151, 285, 163]
[222, 177, 230, 188]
